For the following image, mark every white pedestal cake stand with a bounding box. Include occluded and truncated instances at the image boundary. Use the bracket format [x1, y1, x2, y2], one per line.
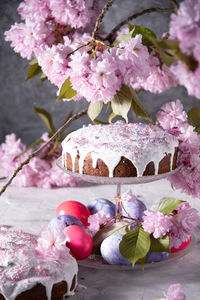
[56, 157, 180, 212]
[56, 157, 194, 270]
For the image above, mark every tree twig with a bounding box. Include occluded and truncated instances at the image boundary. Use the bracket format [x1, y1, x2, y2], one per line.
[105, 7, 176, 41]
[66, 42, 90, 59]
[170, 0, 179, 11]
[0, 109, 87, 197]
[92, 0, 115, 40]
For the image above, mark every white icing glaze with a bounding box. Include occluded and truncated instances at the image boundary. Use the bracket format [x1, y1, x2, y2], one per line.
[0, 228, 78, 300]
[62, 122, 179, 177]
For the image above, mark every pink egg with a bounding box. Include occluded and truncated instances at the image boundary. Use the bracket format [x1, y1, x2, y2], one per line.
[171, 236, 192, 253]
[63, 225, 93, 260]
[56, 201, 91, 228]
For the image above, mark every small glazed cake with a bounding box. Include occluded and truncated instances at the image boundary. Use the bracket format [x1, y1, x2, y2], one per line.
[0, 228, 78, 300]
[62, 122, 178, 177]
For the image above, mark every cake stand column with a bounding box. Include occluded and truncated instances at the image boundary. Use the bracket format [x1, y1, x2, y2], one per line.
[115, 183, 121, 216]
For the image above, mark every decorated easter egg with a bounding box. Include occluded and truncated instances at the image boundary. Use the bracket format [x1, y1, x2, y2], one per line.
[145, 251, 169, 263]
[56, 201, 91, 228]
[87, 198, 116, 218]
[48, 214, 84, 232]
[63, 225, 93, 260]
[120, 190, 147, 223]
[171, 236, 191, 253]
[100, 233, 131, 265]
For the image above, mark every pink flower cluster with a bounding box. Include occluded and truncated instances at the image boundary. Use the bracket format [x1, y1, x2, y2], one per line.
[142, 201, 199, 249]
[88, 211, 109, 236]
[36, 228, 70, 259]
[164, 283, 186, 300]
[0, 133, 81, 189]
[5, 0, 180, 103]
[133, 51, 177, 93]
[169, 202, 199, 249]
[156, 99, 200, 198]
[142, 210, 172, 239]
[4, 0, 105, 60]
[169, 0, 200, 99]
[68, 35, 152, 103]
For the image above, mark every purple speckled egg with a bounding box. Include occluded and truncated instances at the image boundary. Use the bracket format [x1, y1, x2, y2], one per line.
[48, 214, 84, 232]
[87, 198, 116, 218]
[100, 233, 131, 266]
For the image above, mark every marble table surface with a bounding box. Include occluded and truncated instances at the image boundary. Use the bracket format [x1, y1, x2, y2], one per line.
[0, 169, 200, 300]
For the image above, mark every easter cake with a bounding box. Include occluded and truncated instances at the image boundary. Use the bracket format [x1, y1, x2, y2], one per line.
[61, 122, 178, 177]
[0, 228, 78, 300]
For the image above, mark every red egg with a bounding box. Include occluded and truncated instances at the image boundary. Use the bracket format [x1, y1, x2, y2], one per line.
[63, 225, 93, 260]
[56, 201, 91, 228]
[171, 236, 192, 253]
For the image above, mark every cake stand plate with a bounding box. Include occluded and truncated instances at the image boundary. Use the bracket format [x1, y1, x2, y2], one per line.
[56, 157, 180, 185]
[78, 230, 197, 271]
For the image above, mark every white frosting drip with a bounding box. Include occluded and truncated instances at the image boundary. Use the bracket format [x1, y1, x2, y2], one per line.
[0, 229, 78, 300]
[62, 122, 179, 177]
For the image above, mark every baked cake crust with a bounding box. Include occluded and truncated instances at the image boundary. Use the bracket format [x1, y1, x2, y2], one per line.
[62, 122, 179, 177]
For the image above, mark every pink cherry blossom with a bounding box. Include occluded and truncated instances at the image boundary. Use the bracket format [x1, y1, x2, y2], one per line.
[169, 202, 199, 249]
[133, 52, 177, 93]
[118, 35, 150, 88]
[164, 283, 186, 300]
[169, 0, 200, 59]
[18, 0, 50, 23]
[169, 0, 200, 99]
[0, 133, 81, 189]
[142, 210, 172, 239]
[49, 0, 94, 29]
[170, 62, 200, 100]
[121, 189, 137, 203]
[156, 99, 187, 135]
[88, 211, 109, 236]
[179, 123, 200, 154]
[36, 228, 70, 259]
[37, 42, 72, 88]
[69, 46, 122, 103]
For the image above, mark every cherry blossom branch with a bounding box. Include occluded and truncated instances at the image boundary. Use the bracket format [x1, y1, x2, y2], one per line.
[170, 0, 179, 11]
[65, 1, 115, 58]
[0, 109, 87, 197]
[66, 42, 90, 59]
[92, 0, 115, 40]
[105, 6, 176, 41]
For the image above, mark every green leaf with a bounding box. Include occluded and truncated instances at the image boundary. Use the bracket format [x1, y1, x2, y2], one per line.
[92, 222, 130, 254]
[194, 126, 200, 134]
[106, 102, 111, 113]
[25, 60, 42, 81]
[113, 28, 135, 46]
[56, 77, 77, 102]
[93, 119, 108, 125]
[40, 73, 47, 83]
[111, 85, 133, 123]
[138, 255, 146, 270]
[156, 198, 185, 215]
[151, 38, 197, 70]
[88, 102, 103, 121]
[108, 112, 117, 123]
[150, 235, 170, 253]
[130, 88, 153, 122]
[187, 107, 200, 131]
[119, 227, 151, 267]
[33, 105, 55, 135]
[155, 39, 179, 51]
[128, 23, 157, 47]
[155, 48, 174, 67]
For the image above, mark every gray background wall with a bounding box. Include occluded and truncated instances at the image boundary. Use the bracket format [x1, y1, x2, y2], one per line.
[1, 0, 199, 146]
